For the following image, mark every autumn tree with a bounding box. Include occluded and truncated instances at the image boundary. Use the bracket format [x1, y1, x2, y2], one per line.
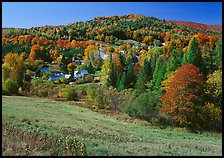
[28, 45, 50, 62]
[2, 63, 12, 83]
[49, 49, 59, 62]
[3, 53, 25, 86]
[160, 64, 204, 129]
[89, 50, 103, 70]
[205, 70, 222, 108]
[67, 62, 74, 74]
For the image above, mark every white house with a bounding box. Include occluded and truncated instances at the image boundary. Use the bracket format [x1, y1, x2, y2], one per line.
[74, 69, 88, 79]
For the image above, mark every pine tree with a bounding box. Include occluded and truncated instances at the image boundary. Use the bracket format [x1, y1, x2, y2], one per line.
[177, 46, 183, 66]
[117, 72, 126, 91]
[182, 36, 202, 69]
[126, 60, 136, 88]
[214, 37, 222, 70]
[136, 59, 152, 91]
[60, 55, 68, 73]
[152, 55, 166, 91]
[108, 63, 116, 87]
[164, 49, 179, 78]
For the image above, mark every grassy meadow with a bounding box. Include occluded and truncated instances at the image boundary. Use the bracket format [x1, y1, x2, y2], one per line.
[2, 95, 222, 156]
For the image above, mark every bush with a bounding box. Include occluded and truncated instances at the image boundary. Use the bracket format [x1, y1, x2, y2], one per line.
[2, 79, 19, 95]
[85, 75, 94, 83]
[123, 90, 162, 121]
[86, 85, 97, 100]
[86, 85, 111, 109]
[59, 78, 68, 84]
[64, 86, 78, 101]
[37, 89, 48, 98]
[41, 72, 52, 80]
[199, 102, 222, 132]
[2, 63, 11, 82]
[75, 78, 85, 85]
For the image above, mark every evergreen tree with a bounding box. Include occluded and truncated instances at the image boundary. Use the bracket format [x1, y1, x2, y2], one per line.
[126, 60, 136, 88]
[214, 37, 222, 70]
[136, 59, 152, 91]
[152, 55, 166, 91]
[177, 46, 183, 66]
[108, 63, 116, 87]
[60, 55, 68, 73]
[117, 72, 126, 92]
[182, 36, 202, 69]
[164, 49, 179, 78]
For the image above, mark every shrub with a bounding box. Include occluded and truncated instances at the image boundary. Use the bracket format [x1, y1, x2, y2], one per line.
[85, 75, 94, 83]
[2, 79, 19, 95]
[41, 72, 51, 80]
[75, 78, 85, 84]
[93, 85, 111, 109]
[2, 63, 11, 82]
[199, 102, 222, 132]
[64, 86, 78, 101]
[123, 90, 162, 121]
[37, 89, 48, 98]
[59, 78, 68, 84]
[86, 85, 97, 100]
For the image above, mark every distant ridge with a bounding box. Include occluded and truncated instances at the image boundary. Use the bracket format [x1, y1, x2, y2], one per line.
[167, 20, 222, 33]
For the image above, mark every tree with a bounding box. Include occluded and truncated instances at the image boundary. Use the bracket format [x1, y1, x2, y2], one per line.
[67, 62, 74, 74]
[49, 49, 59, 62]
[182, 36, 202, 70]
[29, 45, 50, 62]
[214, 37, 222, 69]
[205, 70, 222, 108]
[2, 63, 12, 82]
[152, 55, 166, 91]
[136, 59, 152, 91]
[116, 72, 126, 92]
[164, 49, 179, 78]
[160, 64, 204, 129]
[126, 60, 136, 88]
[2, 78, 20, 95]
[89, 50, 103, 70]
[3, 53, 25, 86]
[60, 55, 68, 73]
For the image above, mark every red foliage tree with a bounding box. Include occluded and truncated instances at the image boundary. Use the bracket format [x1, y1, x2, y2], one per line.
[160, 64, 204, 128]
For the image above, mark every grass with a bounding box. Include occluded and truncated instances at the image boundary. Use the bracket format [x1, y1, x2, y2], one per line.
[2, 95, 222, 156]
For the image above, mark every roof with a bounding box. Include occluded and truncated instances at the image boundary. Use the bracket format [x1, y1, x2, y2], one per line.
[37, 67, 52, 73]
[47, 74, 65, 81]
[78, 69, 88, 74]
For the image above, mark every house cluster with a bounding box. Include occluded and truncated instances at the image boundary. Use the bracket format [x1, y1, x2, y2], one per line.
[34, 42, 166, 84]
[35, 67, 89, 83]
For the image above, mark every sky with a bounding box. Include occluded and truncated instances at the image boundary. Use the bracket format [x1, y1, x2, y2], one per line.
[2, 2, 222, 28]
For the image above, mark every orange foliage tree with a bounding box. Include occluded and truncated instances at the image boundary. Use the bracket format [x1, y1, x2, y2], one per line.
[160, 64, 204, 129]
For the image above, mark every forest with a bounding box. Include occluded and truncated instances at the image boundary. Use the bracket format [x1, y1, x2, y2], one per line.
[2, 14, 222, 132]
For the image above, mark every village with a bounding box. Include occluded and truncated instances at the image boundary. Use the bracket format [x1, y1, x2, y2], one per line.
[33, 41, 165, 86]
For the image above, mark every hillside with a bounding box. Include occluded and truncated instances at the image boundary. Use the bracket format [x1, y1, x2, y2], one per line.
[3, 14, 221, 42]
[167, 20, 222, 33]
[2, 96, 222, 156]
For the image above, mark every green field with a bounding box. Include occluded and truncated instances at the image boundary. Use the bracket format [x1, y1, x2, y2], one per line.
[2, 95, 222, 156]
